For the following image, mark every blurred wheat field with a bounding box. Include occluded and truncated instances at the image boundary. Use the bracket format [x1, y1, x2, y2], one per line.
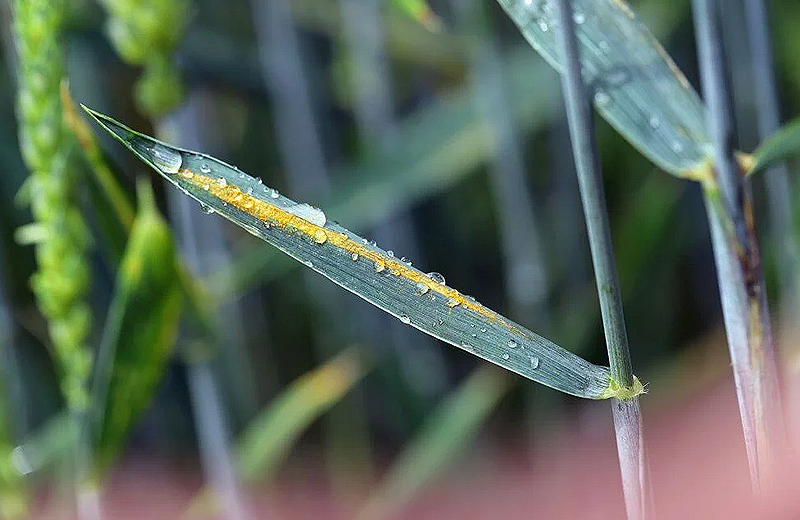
[0, 0, 799, 519]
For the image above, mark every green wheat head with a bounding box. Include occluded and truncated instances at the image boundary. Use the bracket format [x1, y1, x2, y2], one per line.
[13, 0, 92, 411]
[100, 0, 189, 117]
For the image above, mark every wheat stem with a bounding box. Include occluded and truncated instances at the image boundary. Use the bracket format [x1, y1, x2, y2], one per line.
[550, 0, 648, 517]
[690, 0, 783, 489]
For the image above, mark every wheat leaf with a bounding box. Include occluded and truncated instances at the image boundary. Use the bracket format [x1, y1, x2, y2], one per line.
[81, 106, 637, 400]
[496, 0, 711, 179]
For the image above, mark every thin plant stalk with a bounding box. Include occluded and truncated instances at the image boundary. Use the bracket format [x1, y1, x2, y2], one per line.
[690, 0, 783, 488]
[741, 0, 800, 338]
[549, 0, 648, 518]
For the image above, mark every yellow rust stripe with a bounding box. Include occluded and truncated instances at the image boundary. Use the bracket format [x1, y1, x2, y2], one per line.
[179, 168, 524, 336]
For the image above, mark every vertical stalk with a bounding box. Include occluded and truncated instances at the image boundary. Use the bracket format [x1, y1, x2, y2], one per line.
[741, 0, 800, 341]
[690, 0, 783, 489]
[550, 0, 648, 518]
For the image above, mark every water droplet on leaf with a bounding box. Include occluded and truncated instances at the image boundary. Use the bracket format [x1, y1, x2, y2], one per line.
[399, 314, 411, 324]
[415, 282, 429, 296]
[427, 272, 446, 285]
[200, 163, 211, 173]
[150, 144, 182, 174]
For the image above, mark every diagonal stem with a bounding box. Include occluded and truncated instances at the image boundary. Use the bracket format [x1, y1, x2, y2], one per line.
[550, 0, 648, 518]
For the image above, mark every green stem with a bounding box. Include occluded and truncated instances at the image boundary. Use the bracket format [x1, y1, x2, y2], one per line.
[691, 0, 783, 488]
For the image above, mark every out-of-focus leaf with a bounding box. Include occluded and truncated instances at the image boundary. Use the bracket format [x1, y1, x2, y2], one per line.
[91, 179, 183, 474]
[290, 0, 463, 71]
[496, 0, 711, 179]
[236, 347, 369, 481]
[357, 365, 509, 520]
[749, 117, 800, 175]
[84, 107, 637, 400]
[216, 0, 694, 299]
[62, 82, 135, 232]
[389, 0, 442, 32]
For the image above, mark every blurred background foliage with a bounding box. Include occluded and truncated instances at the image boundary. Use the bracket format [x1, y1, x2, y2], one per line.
[0, 0, 798, 516]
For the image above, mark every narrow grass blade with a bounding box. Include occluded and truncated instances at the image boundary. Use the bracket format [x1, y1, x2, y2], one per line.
[235, 347, 368, 481]
[83, 106, 630, 400]
[357, 365, 509, 520]
[91, 180, 183, 474]
[749, 117, 800, 175]
[496, 0, 710, 179]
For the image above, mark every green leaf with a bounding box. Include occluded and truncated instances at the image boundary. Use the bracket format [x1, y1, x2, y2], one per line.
[749, 117, 800, 175]
[83, 106, 630, 400]
[357, 365, 509, 520]
[389, 0, 442, 32]
[91, 179, 183, 474]
[235, 347, 368, 481]
[496, 0, 711, 179]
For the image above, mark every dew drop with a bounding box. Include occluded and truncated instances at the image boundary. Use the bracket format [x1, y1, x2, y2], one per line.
[369, 240, 377, 247]
[530, 357, 540, 369]
[401, 256, 412, 265]
[289, 203, 327, 226]
[507, 339, 518, 349]
[374, 259, 386, 273]
[538, 20, 549, 31]
[460, 341, 473, 351]
[150, 144, 182, 174]
[471, 333, 477, 338]
[399, 314, 411, 324]
[445, 297, 459, 308]
[202, 182, 210, 191]
[594, 90, 611, 106]
[200, 163, 211, 173]
[313, 230, 328, 244]
[387, 250, 394, 258]
[480, 327, 487, 333]
[215, 177, 226, 187]
[351, 252, 359, 261]
[427, 272, 446, 285]
[180, 169, 194, 179]
[502, 353, 510, 360]
[200, 203, 214, 215]
[649, 116, 661, 129]
[671, 140, 684, 153]
[415, 282, 429, 296]
[573, 12, 585, 24]
[269, 188, 279, 199]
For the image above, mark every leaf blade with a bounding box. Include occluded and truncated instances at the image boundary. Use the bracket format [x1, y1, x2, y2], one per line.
[496, 0, 711, 178]
[83, 107, 621, 400]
